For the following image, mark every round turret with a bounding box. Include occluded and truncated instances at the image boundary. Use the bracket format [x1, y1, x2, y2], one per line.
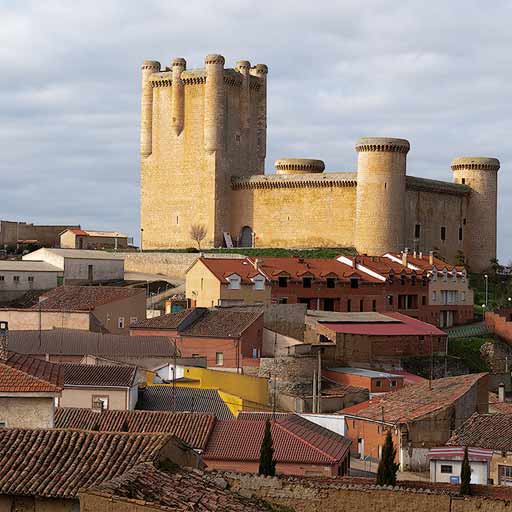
[275, 158, 325, 175]
[235, 60, 251, 73]
[204, 54, 225, 153]
[140, 60, 161, 157]
[171, 58, 186, 136]
[451, 156, 500, 272]
[354, 137, 410, 255]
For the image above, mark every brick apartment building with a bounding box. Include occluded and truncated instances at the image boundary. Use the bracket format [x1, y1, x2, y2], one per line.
[131, 307, 263, 369]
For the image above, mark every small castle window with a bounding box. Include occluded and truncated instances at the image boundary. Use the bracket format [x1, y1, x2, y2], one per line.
[414, 224, 421, 239]
[459, 227, 463, 241]
[461, 178, 466, 184]
[463, 218, 467, 225]
[176, 216, 179, 225]
[387, 295, 393, 306]
[441, 226, 446, 241]
[235, 134, 241, 143]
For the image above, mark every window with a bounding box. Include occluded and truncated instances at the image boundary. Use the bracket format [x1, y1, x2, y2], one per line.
[440, 465, 453, 474]
[118, 317, 125, 329]
[372, 300, 377, 312]
[228, 275, 241, 289]
[459, 227, 463, 241]
[441, 226, 446, 241]
[302, 277, 312, 288]
[411, 275, 416, 286]
[461, 291, 466, 302]
[350, 278, 359, 289]
[176, 216, 179, 225]
[253, 276, 265, 290]
[0, 276, 4, 281]
[359, 299, 364, 312]
[130, 317, 138, 325]
[28, 276, 34, 282]
[375, 380, 381, 388]
[347, 299, 351, 312]
[387, 295, 393, 306]
[461, 178, 466, 184]
[13, 276, 20, 282]
[200, 277, 204, 291]
[391, 380, 397, 387]
[400, 275, 406, 285]
[215, 352, 224, 366]
[432, 268, 438, 281]
[443, 269, 448, 282]
[432, 291, 437, 302]
[326, 277, 336, 289]
[92, 396, 109, 410]
[414, 224, 421, 239]
[191, 353, 200, 358]
[422, 295, 426, 305]
[277, 297, 288, 304]
[0, 421, 6, 428]
[278, 276, 288, 288]
[463, 218, 467, 225]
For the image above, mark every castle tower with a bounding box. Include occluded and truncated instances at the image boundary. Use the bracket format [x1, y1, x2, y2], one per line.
[140, 54, 268, 249]
[354, 137, 410, 255]
[451, 157, 500, 272]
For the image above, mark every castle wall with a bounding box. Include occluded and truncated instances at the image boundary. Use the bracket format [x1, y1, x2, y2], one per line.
[230, 184, 357, 248]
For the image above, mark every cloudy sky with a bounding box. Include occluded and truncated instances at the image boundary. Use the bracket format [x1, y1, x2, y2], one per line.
[1, 1, 510, 259]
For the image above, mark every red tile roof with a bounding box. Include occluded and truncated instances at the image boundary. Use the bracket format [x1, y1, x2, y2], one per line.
[0, 354, 63, 393]
[55, 408, 215, 450]
[85, 462, 271, 511]
[446, 413, 512, 451]
[204, 414, 351, 465]
[342, 255, 416, 276]
[69, 229, 89, 236]
[131, 309, 195, 329]
[61, 363, 137, 387]
[339, 373, 487, 423]
[32, 286, 145, 311]
[197, 257, 265, 284]
[0, 429, 173, 498]
[321, 312, 446, 336]
[386, 252, 463, 272]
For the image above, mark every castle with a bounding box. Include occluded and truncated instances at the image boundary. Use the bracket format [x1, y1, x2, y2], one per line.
[140, 54, 500, 272]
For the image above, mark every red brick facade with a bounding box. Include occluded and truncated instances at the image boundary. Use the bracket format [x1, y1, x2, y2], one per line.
[323, 369, 405, 393]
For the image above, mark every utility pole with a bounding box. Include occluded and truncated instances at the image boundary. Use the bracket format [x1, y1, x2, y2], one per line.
[312, 369, 317, 414]
[429, 332, 433, 390]
[317, 350, 322, 414]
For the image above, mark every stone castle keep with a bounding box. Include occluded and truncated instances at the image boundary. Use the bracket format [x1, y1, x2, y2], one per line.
[140, 54, 500, 272]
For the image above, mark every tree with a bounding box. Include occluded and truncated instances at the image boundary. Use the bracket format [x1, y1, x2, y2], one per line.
[376, 430, 400, 486]
[460, 446, 471, 495]
[189, 224, 207, 251]
[258, 418, 277, 476]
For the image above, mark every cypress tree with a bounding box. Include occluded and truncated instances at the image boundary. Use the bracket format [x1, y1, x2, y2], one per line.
[460, 446, 472, 495]
[258, 418, 277, 476]
[376, 430, 400, 486]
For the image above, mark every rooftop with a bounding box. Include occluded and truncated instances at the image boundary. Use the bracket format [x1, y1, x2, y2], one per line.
[55, 408, 215, 450]
[447, 413, 512, 451]
[340, 373, 487, 423]
[385, 252, 464, 272]
[32, 286, 145, 311]
[204, 414, 351, 464]
[8, 329, 176, 357]
[307, 310, 399, 323]
[85, 462, 271, 512]
[196, 257, 266, 284]
[0, 428, 173, 498]
[60, 363, 137, 387]
[131, 309, 195, 329]
[0, 261, 61, 272]
[137, 386, 234, 420]
[23, 248, 123, 260]
[67, 229, 128, 238]
[0, 353, 63, 393]
[326, 367, 403, 379]
[319, 312, 446, 336]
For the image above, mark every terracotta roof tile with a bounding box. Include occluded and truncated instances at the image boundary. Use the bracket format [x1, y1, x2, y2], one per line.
[181, 309, 262, 338]
[131, 309, 195, 329]
[204, 414, 351, 464]
[33, 286, 145, 311]
[198, 257, 265, 284]
[85, 462, 271, 511]
[340, 373, 487, 423]
[446, 413, 512, 451]
[0, 429, 172, 498]
[61, 363, 136, 387]
[55, 408, 215, 450]
[0, 354, 63, 393]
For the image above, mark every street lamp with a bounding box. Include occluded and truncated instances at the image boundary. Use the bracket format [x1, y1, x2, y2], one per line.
[484, 274, 489, 308]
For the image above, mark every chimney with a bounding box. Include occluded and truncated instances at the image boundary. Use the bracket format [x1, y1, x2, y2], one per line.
[499, 382, 505, 403]
[429, 251, 434, 265]
[419, 251, 423, 259]
[402, 248, 409, 267]
[252, 258, 261, 270]
[413, 250, 417, 259]
[0, 321, 8, 361]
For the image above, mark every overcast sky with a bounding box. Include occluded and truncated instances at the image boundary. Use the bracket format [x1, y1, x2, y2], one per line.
[1, 1, 510, 259]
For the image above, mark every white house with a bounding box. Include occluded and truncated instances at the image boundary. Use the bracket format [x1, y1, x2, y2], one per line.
[429, 446, 493, 485]
[23, 248, 124, 284]
[0, 260, 62, 301]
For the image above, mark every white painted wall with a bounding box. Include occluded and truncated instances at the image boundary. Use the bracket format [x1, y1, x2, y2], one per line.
[299, 413, 346, 436]
[430, 459, 488, 484]
[0, 270, 60, 294]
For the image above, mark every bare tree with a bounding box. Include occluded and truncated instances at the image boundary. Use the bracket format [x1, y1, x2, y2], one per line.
[190, 224, 207, 251]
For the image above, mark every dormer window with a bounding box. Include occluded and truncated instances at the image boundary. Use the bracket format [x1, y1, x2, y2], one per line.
[461, 270, 467, 282]
[350, 277, 359, 289]
[252, 275, 265, 291]
[303, 277, 312, 289]
[443, 269, 448, 282]
[326, 277, 336, 289]
[451, 269, 457, 282]
[278, 276, 288, 288]
[227, 274, 241, 290]
[400, 274, 406, 286]
[411, 275, 416, 286]
[432, 268, 438, 281]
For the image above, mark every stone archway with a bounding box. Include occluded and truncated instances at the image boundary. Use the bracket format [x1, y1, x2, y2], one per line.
[239, 226, 253, 247]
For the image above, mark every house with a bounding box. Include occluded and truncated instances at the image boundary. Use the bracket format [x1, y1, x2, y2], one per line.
[203, 413, 351, 477]
[324, 367, 405, 394]
[7, 328, 176, 367]
[0, 321, 63, 428]
[33, 286, 146, 334]
[55, 408, 215, 450]
[384, 250, 474, 327]
[186, 257, 271, 307]
[131, 307, 263, 370]
[428, 446, 493, 485]
[255, 257, 385, 312]
[60, 228, 129, 250]
[22, 248, 124, 284]
[0, 429, 201, 511]
[137, 386, 234, 419]
[305, 310, 447, 365]
[0, 220, 80, 249]
[446, 412, 512, 485]
[0, 260, 62, 302]
[58, 363, 139, 410]
[339, 373, 489, 471]
[80, 462, 272, 512]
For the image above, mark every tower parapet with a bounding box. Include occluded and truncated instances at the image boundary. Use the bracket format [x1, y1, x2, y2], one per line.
[354, 137, 410, 255]
[451, 156, 500, 272]
[140, 60, 161, 157]
[275, 158, 325, 174]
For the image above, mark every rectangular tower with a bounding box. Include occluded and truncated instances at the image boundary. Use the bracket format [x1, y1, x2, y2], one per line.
[140, 55, 267, 249]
